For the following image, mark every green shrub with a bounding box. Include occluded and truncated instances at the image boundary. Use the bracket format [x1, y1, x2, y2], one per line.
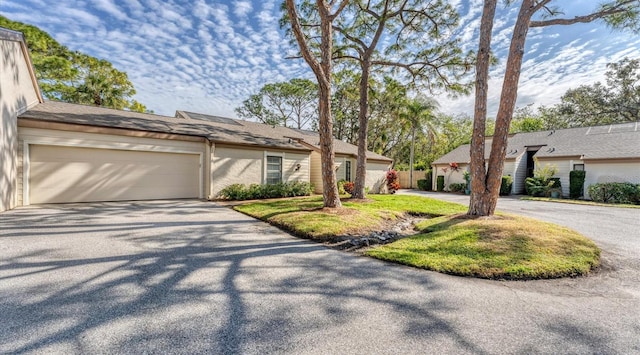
[500, 176, 513, 196]
[436, 175, 445, 192]
[417, 179, 429, 191]
[220, 184, 248, 200]
[337, 180, 347, 194]
[587, 182, 640, 204]
[219, 181, 313, 200]
[569, 170, 586, 198]
[449, 183, 466, 193]
[525, 161, 560, 197]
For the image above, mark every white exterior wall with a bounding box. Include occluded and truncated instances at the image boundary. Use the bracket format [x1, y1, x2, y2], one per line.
[432, 163, 469, 191]
[536, 158, 576, 197]
[211, 145, 311, 197]
[17, 127, 206, 206]
[309, 151, 389, 194]
[282, 152, 310, 183]
[583, 160, 640, 199]
[502, 160, 517, 194]
[1, 38, 41, 211]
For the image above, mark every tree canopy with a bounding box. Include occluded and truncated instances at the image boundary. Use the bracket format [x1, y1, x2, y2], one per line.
[235, 78, 318, 129]
[1, 15, 149, 113]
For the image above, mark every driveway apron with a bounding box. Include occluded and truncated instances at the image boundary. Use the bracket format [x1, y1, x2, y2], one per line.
[1, 199, 638, 354]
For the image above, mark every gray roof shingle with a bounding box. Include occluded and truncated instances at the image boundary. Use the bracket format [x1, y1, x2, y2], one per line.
[19, 101, 391, 161]
[433, 122, 640, 164]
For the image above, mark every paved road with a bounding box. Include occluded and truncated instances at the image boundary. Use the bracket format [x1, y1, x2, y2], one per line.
[1, 199, 639, 354]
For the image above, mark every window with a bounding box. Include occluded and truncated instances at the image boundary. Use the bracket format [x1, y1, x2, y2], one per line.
[266, 156, 282, 184]
[345, 161, 351, 181]
[573, 164, 584, 171]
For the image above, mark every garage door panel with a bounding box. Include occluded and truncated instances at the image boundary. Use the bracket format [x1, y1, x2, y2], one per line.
[29, 145, 200, 204]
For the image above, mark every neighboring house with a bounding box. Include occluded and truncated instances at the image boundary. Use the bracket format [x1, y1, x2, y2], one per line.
[0, 27, 391, 210]
[0, 28, 44, 212]
[432, 123, 640, 198]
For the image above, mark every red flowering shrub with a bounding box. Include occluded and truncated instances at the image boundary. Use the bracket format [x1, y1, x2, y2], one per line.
[344, 181, 355, 195]
[386, 169, 400, 194]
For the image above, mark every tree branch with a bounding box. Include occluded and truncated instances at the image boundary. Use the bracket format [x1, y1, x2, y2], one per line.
[531, 0, 636, 27]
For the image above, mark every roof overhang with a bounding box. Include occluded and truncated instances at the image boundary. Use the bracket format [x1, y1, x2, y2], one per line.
[18, 117, 206, 142]
[0, 27, 44, 105]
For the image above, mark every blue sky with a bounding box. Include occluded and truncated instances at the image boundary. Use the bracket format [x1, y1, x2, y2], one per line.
[2, 0, 639, 118]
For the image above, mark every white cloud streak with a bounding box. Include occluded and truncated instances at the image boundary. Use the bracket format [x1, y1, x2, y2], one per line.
[1, 0, 637, 120]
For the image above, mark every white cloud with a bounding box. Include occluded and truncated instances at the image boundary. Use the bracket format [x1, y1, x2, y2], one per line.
[2, 0, 638, 121]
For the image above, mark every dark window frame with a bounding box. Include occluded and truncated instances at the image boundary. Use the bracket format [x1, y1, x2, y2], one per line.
[345, 160, 351, 182]
[266, 156, 283, 184]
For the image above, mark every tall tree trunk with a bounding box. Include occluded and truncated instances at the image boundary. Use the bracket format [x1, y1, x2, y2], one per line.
[318, 79, 342, 207]
[469, 0, 535, 216]
[352, 60, 371, 199]
[318, 0, 342, 208]
[409, 125, 415, 189]
[468, 0, 498, 216]
[285, 0, 344, 208]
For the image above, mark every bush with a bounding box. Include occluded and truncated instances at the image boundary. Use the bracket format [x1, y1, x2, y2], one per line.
[436, 175, 445, 192]
[569, 170, 586, 198]
[219, 181, 313, 200]
[587, 182, 640, 204]
[417, 179, 429, 191]
[337, 180, 347, 194]
[386, 170, 400, 194]
[500, 176, 513, 196]
[343, 181, 355, 195]
[525, 161, 560, 197]
[449, 183, 466, 193]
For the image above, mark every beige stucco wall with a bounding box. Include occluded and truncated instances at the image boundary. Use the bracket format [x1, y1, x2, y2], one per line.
[310, 151, 323, 193]
[365, 161, 391, 193]
[18, 127, 206, 206]
[310, 151, 389, 194]
[1, 39, 41, 211]
[583, 160, 640, 199]
[211, 145, 311, 197]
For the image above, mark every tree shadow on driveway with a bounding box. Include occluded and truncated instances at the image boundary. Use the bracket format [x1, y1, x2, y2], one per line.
[0, 201, 634, 353]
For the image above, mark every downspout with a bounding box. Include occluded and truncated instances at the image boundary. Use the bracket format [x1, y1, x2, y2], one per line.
[206, 138, 214, 200]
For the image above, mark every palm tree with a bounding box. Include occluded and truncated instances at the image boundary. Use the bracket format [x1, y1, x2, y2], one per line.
[401, 96, 439, 188]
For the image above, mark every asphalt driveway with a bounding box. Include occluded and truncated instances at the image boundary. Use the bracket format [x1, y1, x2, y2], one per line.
[1, 199, 639, 354]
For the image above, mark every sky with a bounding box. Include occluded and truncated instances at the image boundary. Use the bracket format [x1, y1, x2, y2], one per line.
[2, 0, 639, 119]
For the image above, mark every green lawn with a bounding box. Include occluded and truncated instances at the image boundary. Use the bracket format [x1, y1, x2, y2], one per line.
[234, 194, 600, 280]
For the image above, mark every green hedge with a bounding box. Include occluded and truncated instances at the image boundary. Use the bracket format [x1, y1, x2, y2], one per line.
[220, 181, 313, 200]
[587, 182, 640, 204]
[417, 170, 433, 191]
[500, 176, 513, 196]
[436, 175, 445, 192]
[449, 183, 466, 193]
[569, 170, 586, 198]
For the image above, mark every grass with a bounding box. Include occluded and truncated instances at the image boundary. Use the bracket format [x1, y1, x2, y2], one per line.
[234, 194, 467, 239]
[234, 194, 600, 280]
[366, 214, 600, 280]
[521, 196, 640, 209]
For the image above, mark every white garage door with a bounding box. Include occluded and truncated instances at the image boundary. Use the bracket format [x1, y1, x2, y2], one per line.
[29, 145, 201, 204]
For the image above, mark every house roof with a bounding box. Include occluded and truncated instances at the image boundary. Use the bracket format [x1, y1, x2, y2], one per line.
[433, 121, 640, 165]
[18, 101, 391, 161]
[176, 110, 391, 161]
